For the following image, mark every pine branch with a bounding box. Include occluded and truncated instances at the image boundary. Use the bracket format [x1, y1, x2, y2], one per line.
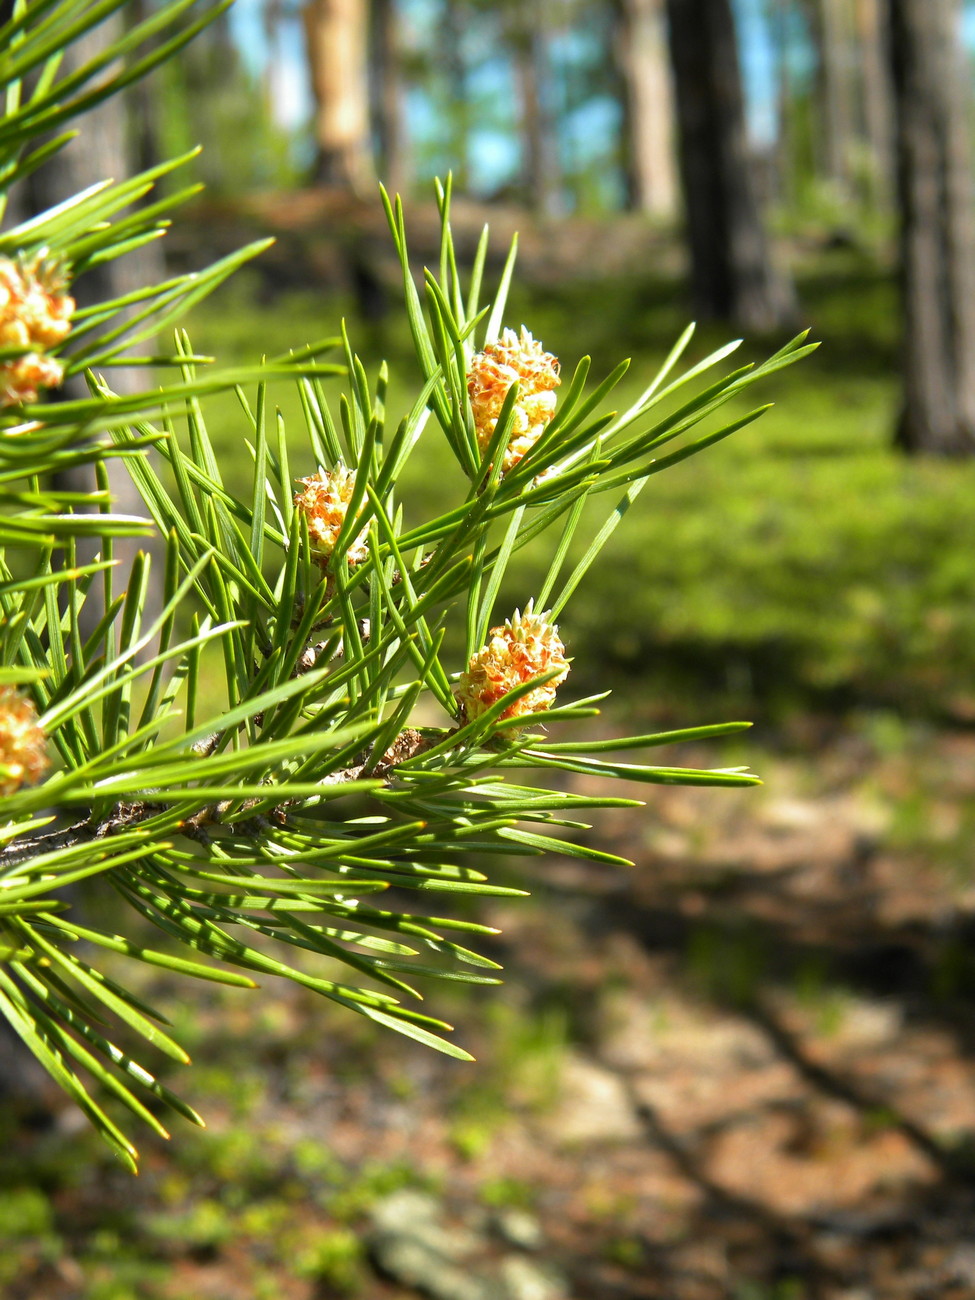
[0, 6, 813, 1160]
[0, 727, 438, 868]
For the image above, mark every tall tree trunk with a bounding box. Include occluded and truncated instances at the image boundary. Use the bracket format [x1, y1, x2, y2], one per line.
[888, 0, 975, 454]
[815, 0, 857, 202]
[370, 0, 408, 195]
[23, 23, 162, 362]
[854, 0, 893, 208]
[303, 0, 374, 191]
[442, 0, 471, 192]
[513, 8, 562, 216]
[614, 0, 677, 218]
[768, 0, 797, 210]
[264, 0, 293, 133]
[665, 0, 796, 332]
[19, 15, 163, 637]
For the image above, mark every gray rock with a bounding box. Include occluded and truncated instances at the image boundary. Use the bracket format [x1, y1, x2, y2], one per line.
[944, 1244, 975, 1287]
[372, 1233, 493, 1300]
[499, 1256, 568, 1300]
[542, 1051, 643, 1144]
[369, 1190, 567, 1300]
[492, 1208, 543, 1251]
[370, 1191, 489, 1300]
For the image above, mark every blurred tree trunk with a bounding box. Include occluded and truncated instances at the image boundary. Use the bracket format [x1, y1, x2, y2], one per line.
[807, 0, 894, 210]
[17, 13, 163, 636]
[303, 0, 375, 191]
[855, 0, 893, 207]
[888, 0, 975, 454]
[614, 0, 677, 218]
[767, 0, 794, 208]
[370, 0, 408, 194]
[665, 0, 796, 331]
[442, 0, 471, 191]
[513, 5, 562, 216]
[127, 0, 163, 175]
[23, 17, 162, 365]
[814, 0, 857, 203]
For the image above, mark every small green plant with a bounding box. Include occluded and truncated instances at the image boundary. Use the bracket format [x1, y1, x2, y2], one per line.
[479, 1176, 536, 1211]
[294, 1226, 365, 1292]
[327, 1158, 438, 1222]
[0, 1185, 60, 1287]
[734, 1281, 805, 1300]
[0, 0, 814, 1170]
[603, 1234, 646, 1270]
[0, 1184, 54, 1238]
[145, 1197, 234, 1252]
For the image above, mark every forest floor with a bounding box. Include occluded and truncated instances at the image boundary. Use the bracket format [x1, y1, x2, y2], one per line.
[6, 713, 975, 1300]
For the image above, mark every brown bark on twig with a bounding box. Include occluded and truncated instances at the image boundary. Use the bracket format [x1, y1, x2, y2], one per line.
[0, 730, 436, 870]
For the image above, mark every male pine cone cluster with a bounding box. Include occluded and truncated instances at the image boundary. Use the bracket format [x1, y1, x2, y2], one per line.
[0, 256, 73, 408]
[467, 326, 561, 473]
[456, 604, 569, 726]
[293, 462, 370, 571]
[0, 686, 49, 797]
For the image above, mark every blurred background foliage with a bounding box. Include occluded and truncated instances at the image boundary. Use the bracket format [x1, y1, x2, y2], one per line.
[123, 0, 975, 718]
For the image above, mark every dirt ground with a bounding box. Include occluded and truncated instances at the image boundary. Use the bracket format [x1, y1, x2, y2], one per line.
[5, 719, 975, 1300]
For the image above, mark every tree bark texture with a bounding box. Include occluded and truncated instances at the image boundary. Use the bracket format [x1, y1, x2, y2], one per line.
[665, 0, 796, 332]
[614, 0, 677, 218]
[302, 0, 375, 192]
[888, 0, 975, 454]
